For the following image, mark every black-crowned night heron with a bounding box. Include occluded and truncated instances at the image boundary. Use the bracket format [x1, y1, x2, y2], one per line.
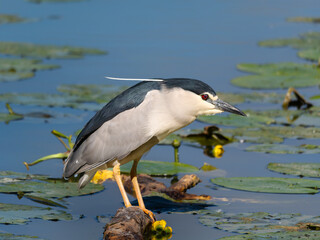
[63, 78, 245, 220]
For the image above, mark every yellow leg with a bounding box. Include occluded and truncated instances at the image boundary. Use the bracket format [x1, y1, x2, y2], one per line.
[131, 159, 155, 221]
[113, 163, 132, 208]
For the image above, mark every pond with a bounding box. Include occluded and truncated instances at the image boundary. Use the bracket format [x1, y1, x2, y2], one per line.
[1, 0, 320, 239]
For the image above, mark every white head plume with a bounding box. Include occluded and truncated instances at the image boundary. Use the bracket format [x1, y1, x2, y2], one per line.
[105, 77, 164, 82]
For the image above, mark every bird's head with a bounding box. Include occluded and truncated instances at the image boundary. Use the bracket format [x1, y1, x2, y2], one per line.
[162, 78, 246, 117]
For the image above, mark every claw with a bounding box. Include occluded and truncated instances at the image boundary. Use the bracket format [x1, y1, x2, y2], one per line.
[140, 207, 156, 222]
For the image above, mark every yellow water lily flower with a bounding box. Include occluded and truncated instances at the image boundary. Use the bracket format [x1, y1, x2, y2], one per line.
[213, 145, 224, 158]
[91, 170, 114, 184]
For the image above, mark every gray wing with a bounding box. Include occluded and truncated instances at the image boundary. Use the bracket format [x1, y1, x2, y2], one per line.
[63, 105, 154, 178]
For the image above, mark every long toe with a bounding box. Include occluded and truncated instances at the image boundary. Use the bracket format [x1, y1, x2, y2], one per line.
[140, 207, 156, 222]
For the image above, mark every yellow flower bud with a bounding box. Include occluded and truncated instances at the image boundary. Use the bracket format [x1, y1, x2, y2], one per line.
[213, 145, 224, 158]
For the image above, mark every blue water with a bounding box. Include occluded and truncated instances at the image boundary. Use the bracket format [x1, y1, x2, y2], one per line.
[1, 0, 320, 239]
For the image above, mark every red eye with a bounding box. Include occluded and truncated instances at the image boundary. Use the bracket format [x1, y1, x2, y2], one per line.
[201, 94, 209, 100]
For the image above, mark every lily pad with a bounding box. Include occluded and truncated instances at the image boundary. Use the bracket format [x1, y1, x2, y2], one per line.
[0, 112, 23, 123]
[0, 171, 104, 205]
[0, 232, 45, 240]
[0, 84, 125, 111]
[231, 62, 320, 89]
[244, 107, 320, 127]
[0, 202, 72, 225]
[220, 231, 320, 240]
[246, 143, 320, 154]
[268, 163, 320, 177]
[224, 125, 320, 144]
[211, 177, 320, 194]
[0, 42, 106, 59]
[222, 127, 284, 144]
[0, 14, 29, 24]
[287, 17, 320, 23]
[198, 113, 274, 128]
[218, 92, 285, 105]
[259, 32, 320, 61]
[0, 58, 59, 82]
[196, 210, 320, 239]
[120, 160, 199, 176]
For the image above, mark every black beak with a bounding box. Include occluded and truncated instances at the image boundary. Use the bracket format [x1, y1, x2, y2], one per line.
[213, 98, 246, 116]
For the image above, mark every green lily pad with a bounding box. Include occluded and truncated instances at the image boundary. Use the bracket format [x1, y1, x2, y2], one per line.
[0, 232, 45, 240]
[211, 177, 320, 194]
[0, 58, 59, 82]
[244, 107, 320, 127]
[0, 113, 23, 123]
[246, 143, 320, 154]
[200, 163, 217, 171]
[218, 92, 285, 105]
[222, 127, 284, 144]
[223, 125, 320, 144]
[0, 42, 106, 59]
[0, 14, 30, 24]
[198, 113, 274, 128]
[120, 160, 199, 176]
[287, 17, 320, 23]
[0, 171, 104, 204]
[268, 163, 320, 177]
[199, 210, 320, 234]
[259, 32, 320, 61]
[0, 202, 72, 225]
[220, 231, 320, 240]
[0, 84, 125, 111]
[231, 62, 320, 89]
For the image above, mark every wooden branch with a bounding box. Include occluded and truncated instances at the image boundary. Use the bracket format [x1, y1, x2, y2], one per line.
[103, 206, 153, 240]
[123, 174, 211, 201]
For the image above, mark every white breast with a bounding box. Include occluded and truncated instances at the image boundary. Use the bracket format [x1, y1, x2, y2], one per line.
[145, 88, 198, 141]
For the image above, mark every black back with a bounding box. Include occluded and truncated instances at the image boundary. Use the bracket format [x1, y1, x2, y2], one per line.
[73, 78, 215, 151]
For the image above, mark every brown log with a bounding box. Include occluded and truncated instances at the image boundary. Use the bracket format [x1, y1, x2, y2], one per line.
[103, 206, 153, 240]
[123, 174, 211, 201]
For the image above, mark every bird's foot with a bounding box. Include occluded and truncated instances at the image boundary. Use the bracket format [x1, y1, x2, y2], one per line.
[140, 207, 156, 222]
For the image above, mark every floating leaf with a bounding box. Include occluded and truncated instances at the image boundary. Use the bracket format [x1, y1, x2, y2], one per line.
[0, 171, 104, 204]
[222, 127, 284, 144]
[287, 17, 320, 23]
[268, 163, 320, 178]
[120, 160, 199, 176]
[198, 210, 320, 237]
[200, 163, 217, 171]
[0, 84, 125, 111]
[0, 112, 23, 123]
[0, 58, 59, 82]
[231, 62, 320, 89]
[244, 106, 320, 127]
[0, 42, 106, 59]
[0, 232, 45, 240]
[211, 177, 320, 194]
[198, 113, 274, 128]
[246, 143, 320, 154]
[259, 32, 320, 61]
[0, 202, 72, 225]
[218, 92, 285, 105]
[0, 14, 29, 24]
[220, 231, 320, 240]
[224, 125, 320, 144]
